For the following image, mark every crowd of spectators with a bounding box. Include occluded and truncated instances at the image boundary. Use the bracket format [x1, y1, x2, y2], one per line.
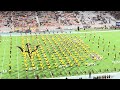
[0, 11, 119, 33]
[37, 11, 81, 26]
[109, 11, 120, 20]
[0, 11, 12, 28]
[13, 11, 38, 32]
[37, 11, 59, 26]
[37, 11, 115, 28]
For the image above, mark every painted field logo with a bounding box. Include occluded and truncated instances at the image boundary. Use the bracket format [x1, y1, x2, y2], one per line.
[112, 61, 120, 64]
[17, 43, 40, 59]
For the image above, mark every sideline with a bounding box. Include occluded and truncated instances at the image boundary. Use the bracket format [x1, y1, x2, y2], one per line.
[47, 72, 120, 79]
[1, 30, 120, 36]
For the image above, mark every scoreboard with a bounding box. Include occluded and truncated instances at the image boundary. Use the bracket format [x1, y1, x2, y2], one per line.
[116, 22, 120, 26]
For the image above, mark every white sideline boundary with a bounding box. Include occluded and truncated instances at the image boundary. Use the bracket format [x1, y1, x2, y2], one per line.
[47, 72, 120, 79]
[75, 30, 120, 33]
[1, 37, 6, 78]
[1, 30, 120, 36]
[16, 35, 19, 79]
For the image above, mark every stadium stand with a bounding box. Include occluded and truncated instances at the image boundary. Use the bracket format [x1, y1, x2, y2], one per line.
[12, 11, 39, 32]
[0, 11, 119, 33]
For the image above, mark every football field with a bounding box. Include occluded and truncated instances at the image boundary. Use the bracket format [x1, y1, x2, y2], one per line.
[0, 30, 120, 79]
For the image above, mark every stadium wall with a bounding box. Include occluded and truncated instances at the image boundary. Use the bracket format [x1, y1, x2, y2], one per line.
[39, 25, 82, 31]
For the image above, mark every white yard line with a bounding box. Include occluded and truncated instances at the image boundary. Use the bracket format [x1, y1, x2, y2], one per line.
[1, 38, 6, 78]
[16, 36, 19, 79]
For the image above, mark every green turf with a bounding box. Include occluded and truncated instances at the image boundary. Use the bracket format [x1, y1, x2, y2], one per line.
[0, 30, 120, 79]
